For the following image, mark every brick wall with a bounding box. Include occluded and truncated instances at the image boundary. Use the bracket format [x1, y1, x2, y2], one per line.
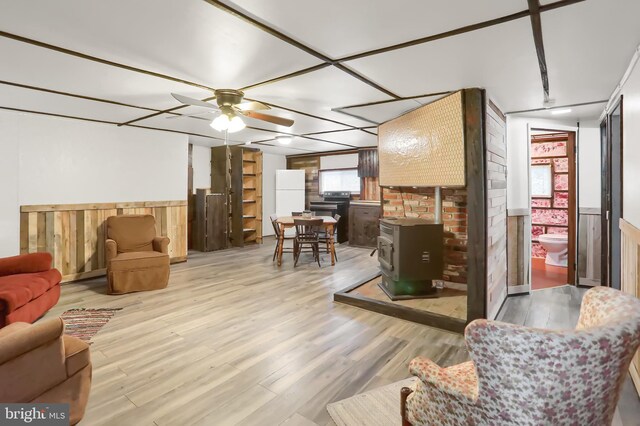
[382, 187, 468, 284]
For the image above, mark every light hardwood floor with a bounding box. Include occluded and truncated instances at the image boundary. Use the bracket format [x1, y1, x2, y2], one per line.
[42, 239, 638, 425]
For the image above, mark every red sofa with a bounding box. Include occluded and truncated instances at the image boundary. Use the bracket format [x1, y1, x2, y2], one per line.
[0, 253, 61, 328]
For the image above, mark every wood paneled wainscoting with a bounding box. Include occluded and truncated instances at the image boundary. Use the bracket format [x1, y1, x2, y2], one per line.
[19, 201, 187, 283]
[620, 218, 640, 395]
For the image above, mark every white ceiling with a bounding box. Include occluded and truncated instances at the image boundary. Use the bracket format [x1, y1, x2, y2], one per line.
[0, 0, 638, 155]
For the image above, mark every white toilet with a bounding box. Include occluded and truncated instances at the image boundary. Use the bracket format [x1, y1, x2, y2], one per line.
[538, 234, 568, 267]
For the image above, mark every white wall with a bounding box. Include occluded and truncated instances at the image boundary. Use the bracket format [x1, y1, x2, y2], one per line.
[0, 111, 188, 256]
[261, 152, 286, 236]
[506, 116, 601, 210]
[620, 56, 640, 228]
[0, 113, 20, 257]
[191, 144, 211, 193]
[578, 125, 601, 209]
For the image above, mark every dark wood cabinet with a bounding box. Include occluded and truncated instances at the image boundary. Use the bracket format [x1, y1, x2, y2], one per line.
[349, 202, 381, 248]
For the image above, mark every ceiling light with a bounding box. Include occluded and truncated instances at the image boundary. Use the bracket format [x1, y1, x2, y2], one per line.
[210, 109, 246, 133]
[227, 115, 246, 133]
[551, 108, 572, 115]
[210, 114, 230, 131]
[276, 135, 293, 145]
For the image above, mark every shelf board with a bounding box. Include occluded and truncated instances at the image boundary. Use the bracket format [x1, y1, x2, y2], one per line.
[243, 228, 256, 232]
[243, 159, 257, 163]
[243, 200, 256, 203]
[243, 215, 256, 219]
[244, 173, 257, 177]
[243, 187, 256, 190]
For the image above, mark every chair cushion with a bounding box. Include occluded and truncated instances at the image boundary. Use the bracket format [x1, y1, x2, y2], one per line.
[0, 270, 62, 313]
[63, 335, 91, 377]
[108, 251, 169, 272]
[106, 215, 156, 253]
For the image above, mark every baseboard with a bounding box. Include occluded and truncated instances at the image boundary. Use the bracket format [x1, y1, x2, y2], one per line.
[507, 284, 530, 295]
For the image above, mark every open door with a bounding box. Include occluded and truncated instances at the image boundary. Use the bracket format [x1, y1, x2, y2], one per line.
[601, 98, 623, 289]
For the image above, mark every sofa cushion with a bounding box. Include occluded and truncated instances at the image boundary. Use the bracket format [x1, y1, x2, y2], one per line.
[108, 251, 169, 272]
[0, 270, 62, 313]
[106, 215, 156, 253]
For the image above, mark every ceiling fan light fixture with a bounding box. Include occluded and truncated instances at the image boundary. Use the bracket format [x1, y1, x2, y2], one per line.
[210, 114, 230, 131]
[227, 115, 246, 133]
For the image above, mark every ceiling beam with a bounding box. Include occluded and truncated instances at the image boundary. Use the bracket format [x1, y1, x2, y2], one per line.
[505, 99, 608, 115]
[527, 0, 550, 101]
[0, 30, 216, 92]
[201, 0, 401, 99]
[335, 0, 584, 63]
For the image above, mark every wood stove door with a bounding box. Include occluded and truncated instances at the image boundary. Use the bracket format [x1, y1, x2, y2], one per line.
[377, 236, 394, 274]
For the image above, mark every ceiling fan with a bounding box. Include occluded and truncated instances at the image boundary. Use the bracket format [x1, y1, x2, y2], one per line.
[169, 89, 294, 133]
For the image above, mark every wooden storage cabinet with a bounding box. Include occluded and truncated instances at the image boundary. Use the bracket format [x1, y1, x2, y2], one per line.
[349, 202, 381, 248]
[196, 146, 262, 251]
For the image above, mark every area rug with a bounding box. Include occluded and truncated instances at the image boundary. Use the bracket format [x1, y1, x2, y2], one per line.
[60, 308, 122, 344]
[326, 378, 415, 426]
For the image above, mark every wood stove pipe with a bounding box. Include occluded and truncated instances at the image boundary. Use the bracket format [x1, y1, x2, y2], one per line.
[435, 187, 442, 224]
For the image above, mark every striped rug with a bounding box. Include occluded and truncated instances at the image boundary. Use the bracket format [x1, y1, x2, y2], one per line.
[60, 308, 122, 344]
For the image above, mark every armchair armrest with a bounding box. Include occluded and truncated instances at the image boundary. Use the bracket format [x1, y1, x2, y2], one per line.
[105, 239, 117, 264]
[409, 357, 478, 404]
[152, 236, 170, 254]
[0, 318, 64, 365]
[0, 253, 53, 277]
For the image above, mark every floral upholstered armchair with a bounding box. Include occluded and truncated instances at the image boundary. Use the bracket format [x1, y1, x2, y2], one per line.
[401, 287, 640, 426]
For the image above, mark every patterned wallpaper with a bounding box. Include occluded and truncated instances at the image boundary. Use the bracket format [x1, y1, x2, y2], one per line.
[378, 91, 465, 187]
[531, 135, 570, 258]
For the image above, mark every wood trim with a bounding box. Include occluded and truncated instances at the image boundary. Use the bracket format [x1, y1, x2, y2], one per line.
[333, 274, 467, 333]
[336, 0, 584, 62]
[527, 0, 550, 100]
[619, 218, 640, 396]
[464, 88, 488, 321]
[508, 208, 530, 216]
[21, 200, 187, 213]
[567, 132, 577, 285]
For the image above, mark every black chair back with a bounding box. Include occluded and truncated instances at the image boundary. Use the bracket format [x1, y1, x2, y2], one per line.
[294, 218, 323, 237]
[270, 214, 280, 237]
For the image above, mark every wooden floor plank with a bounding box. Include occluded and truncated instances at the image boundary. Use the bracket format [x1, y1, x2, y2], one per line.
[40, 238, 638, 425]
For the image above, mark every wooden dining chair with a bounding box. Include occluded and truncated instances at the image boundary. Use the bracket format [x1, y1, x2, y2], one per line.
[270, 214, 294, 262]
[293, 218, 323, 267]
[318, 214, 340, 262]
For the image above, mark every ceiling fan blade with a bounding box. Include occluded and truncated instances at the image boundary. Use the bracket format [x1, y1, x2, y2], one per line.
[241, 111, 294, 127]
[165, 111, 216, 120]
[171, 93, 218, 109]
[235, 101, 270, 111]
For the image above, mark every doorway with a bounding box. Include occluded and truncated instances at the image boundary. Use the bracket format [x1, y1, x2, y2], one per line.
[601, 98, 623, 289]
[529, 130, 577, 290]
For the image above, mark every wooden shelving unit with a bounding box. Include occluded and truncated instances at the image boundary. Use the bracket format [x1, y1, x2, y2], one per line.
[210, 146, 262, 249]
[242, 148, 262, 245]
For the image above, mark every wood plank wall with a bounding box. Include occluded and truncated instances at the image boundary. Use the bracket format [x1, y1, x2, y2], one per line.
[507, 213, 531, 291]
[20, 201, 187, 283]
[485, 100, 508, 319]
[620, 218, 640, 396]
[578, 209, 601, 285]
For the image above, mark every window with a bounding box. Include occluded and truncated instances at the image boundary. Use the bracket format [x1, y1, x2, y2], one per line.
[319, 169, 360, 194]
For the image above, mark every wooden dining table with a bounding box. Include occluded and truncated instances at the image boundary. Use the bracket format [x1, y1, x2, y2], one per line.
[275, 216, 337, 266]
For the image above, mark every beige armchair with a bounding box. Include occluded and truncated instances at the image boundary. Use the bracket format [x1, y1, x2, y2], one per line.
[0, 318, 91, 425]
[402, 286, 640, 426]
[106, 215, 170, 294]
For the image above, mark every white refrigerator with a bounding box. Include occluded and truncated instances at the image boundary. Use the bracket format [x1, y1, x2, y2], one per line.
[276, 170, 305, 236]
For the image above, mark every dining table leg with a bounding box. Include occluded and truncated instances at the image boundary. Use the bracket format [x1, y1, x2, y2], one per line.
[328, 224, 336, 265]
[277, 223, 285, 266]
